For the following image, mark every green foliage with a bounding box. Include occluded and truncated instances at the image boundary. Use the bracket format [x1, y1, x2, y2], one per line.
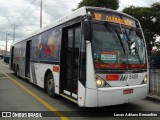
[150, 50, 160, 61]
[77, 0, 119, 10]
[123, 3, 160, 53]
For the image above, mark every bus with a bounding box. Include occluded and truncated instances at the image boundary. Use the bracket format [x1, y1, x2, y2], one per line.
[10, 6, 149, 107]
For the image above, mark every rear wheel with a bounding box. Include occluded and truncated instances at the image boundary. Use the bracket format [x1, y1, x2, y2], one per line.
[16, 65, 19, 78]
[14, 64, 16, 76]
[46, 72, 57, 98]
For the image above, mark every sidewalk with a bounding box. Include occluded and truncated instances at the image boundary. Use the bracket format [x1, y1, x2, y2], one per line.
[146, 94, 160, 103]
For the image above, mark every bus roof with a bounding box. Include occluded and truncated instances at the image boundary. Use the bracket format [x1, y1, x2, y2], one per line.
[12, 6, 137, 45]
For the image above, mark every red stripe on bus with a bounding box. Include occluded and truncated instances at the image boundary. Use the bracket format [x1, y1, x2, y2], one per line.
[95, 63, 147, 69]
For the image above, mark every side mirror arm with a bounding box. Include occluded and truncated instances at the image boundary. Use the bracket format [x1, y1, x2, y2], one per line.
[81, 14, 93, 41]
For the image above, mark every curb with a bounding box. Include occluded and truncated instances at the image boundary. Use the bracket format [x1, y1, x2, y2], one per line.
[146, 95, 160, 103]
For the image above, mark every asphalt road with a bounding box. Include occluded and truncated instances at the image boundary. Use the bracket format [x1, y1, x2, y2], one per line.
[0, 60, 160, 120]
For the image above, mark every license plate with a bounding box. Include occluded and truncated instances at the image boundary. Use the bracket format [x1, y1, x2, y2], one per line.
[123, 89, 133, 94]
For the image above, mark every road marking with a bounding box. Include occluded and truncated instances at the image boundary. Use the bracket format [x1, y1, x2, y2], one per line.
[0, 70, 69, 120]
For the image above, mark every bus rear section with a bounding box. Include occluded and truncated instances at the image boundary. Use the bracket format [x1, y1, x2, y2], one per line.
[80, 8, 149, 107]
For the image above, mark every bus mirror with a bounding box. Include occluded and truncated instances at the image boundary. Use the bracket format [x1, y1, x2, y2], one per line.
[136, 30, 143, 39]
[83, 21, 92, 41]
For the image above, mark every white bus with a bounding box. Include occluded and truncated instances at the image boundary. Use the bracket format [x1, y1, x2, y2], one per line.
[10, 6, 149, 107]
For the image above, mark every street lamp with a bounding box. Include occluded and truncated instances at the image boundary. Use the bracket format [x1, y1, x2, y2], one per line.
[6, 34, 10, 55]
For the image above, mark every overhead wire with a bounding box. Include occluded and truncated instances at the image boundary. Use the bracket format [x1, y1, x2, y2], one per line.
[17, 0, 78, 25]
[13, 0, 36, 24]
[5, 0, 77, 29]
[4, 0, 37, 36]
[3, 0, 79, 39]
[16, 0, 46, 27]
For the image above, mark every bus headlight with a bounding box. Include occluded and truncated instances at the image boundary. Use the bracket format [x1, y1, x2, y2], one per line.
[95, 75, 111, 87]
[96, 79, 106, 87]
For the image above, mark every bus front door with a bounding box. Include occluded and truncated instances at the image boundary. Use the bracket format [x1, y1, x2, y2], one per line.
[25, 40, 31, 78]
[10, 46, 14, 70]
[61, 25, 81, 100]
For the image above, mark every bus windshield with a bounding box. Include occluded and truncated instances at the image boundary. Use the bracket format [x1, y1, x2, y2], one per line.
[92, 22, 147, 69]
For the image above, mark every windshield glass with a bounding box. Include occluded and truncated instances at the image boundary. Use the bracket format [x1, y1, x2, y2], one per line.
[92, 22, 147, 69]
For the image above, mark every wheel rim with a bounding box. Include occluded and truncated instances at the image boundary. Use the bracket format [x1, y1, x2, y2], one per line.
[48, 78, 54, 91]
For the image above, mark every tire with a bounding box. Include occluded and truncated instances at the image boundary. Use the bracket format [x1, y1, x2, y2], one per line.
[16, 66, 19, 78]
[46, 72, 57, 98]
[14, 65, 16, 76]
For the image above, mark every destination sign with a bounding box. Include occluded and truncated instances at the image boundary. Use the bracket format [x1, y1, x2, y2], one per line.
[87, 9, 137, 27]
[94, 13, 131, 26]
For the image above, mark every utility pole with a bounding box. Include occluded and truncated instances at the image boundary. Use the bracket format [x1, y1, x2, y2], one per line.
[5, 34, 10, 55]
[6, 17, 16, 42]
[6, 34, 9, 55]
[7, 17, 16, 42]
[13, 23, 15, 42]
[6, 34, 7, 55]
[40, 0, 42, 28]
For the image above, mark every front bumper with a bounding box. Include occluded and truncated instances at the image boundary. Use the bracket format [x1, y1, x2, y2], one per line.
[97, 84, 148, 107]
[84, 84, 148, 107]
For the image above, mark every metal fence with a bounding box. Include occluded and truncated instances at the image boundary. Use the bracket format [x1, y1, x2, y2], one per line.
[149, 69, 160, 96]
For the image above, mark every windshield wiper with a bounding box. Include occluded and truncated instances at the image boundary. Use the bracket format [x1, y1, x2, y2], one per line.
[104, 22, 126, 55]
[103, 22, 119, 43]
[105, 22, 129, 55]
[115, 29, 126, 55]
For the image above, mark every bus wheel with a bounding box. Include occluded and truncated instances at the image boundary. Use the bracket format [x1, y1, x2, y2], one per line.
[46, 72, 57, 98]
[14, 67, 16, 76]
[16, 65, 19, 78]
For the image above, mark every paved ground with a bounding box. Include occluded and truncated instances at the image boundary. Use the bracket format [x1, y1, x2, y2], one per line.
[0, 60, 160, 120]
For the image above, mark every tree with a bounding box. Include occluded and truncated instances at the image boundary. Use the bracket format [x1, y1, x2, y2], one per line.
[123, 2, 160, 53]
[77, 0, 119, 10]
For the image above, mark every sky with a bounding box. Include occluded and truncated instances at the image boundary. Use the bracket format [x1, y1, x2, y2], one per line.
[0, 0, 160, 51]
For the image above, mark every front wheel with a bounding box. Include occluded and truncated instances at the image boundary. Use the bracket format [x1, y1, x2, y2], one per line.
[46, 72, 57, 98]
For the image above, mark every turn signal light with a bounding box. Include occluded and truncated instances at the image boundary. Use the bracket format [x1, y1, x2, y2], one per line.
[53, 66, 59, 72]
[141, 74, 148, 84]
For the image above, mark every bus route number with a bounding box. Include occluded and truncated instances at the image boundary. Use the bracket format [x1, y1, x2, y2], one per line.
[129, 74, 138, 79]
